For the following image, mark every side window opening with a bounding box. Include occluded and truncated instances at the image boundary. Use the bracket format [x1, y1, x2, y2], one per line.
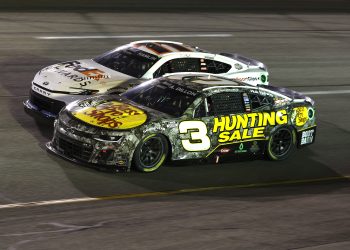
[153, 58, 201, 78]
[200, 59, 232, 74]
[248, 93, 274, 111]
[153, 61, 171, 78]
[208, 92, 245, 116]
[194, 101, 206, 118]
[169, 58, 200, 72]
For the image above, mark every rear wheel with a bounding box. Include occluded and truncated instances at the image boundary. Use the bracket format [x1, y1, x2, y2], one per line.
[267, 126, 296, 161]
[133, 134, 168, 172]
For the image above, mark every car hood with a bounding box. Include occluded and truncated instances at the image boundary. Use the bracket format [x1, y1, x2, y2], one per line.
[33, 59, 137, 94]
[67, 96, 170, 130]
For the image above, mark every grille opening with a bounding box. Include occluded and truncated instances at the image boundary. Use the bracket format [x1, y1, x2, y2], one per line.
[57, 134, 93, 162]
[30, 90, 66, 115]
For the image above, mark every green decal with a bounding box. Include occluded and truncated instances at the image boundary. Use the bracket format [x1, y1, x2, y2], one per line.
[235, 143, 247, 153]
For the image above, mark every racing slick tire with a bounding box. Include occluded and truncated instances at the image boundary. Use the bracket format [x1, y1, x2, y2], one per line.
[133, 134, 169, 172]
[267, 126, 296, 161]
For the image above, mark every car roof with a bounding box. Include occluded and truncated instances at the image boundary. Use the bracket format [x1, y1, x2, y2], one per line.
[158, 73, 248, 92]
[155, 73, 292, 100]
[129, 40, 209, 57]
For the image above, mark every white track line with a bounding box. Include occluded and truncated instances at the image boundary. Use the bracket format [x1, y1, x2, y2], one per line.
[0, 197, 99, 209]
[302, 90, 350, 95]
[0, 175, 348, 210]
[35, 34, 233, 40]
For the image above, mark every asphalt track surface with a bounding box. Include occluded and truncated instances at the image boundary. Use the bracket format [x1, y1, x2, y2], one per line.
[0, 12, 350, 250]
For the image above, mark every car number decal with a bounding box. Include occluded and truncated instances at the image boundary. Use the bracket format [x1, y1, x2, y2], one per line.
[179, 121, 211, 151]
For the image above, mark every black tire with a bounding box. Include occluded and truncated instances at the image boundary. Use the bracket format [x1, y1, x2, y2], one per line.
[133, 134, 169, 172]
[267, 126, 296, 161]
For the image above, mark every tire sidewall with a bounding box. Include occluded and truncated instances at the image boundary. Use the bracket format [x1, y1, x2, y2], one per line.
[133, 134, 168, 172]
[267, 126, 296, 161]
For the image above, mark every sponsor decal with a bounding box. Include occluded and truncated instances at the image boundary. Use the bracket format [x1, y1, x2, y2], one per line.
[234, 63, 243, 70]
[243, 92, 251, 112]
[300, 129, 315, 145]
[249, 141, 260, 153]
[213, 110, 288, 143]
[179, 121, 211, 151]
[293, 107, 308, 126]
[234, 76, 260, 82]
[235, 143, 247, 153]
[33, 85, 51, 96]
[161, 81, 198, 96]
[116, 160, 127, 166]
[72, 101, 147, 130]
[55, 61, 109, 86]
[261, 74, 267, 83]
[220, 148, 230, 154]
[248, 89, 274, 97]
[179, 110, 287, 152]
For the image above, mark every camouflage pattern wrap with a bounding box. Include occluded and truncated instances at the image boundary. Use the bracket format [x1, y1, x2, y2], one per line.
[47, 75, 316, 172]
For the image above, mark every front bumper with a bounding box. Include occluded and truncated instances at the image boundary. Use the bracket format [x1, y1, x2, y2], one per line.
[48, 124, 132, 172]
[46, 142, 128, 172]
[23, 99, 57, 119]
[24, 90, 66, 119]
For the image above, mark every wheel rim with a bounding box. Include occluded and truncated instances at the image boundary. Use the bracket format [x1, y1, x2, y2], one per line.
[140, 137, 163, 168]
[270, 128, 293, 157]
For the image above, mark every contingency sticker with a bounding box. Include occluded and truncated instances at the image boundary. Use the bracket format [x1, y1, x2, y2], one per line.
[72, 101, 147, 129]
[293, 107, 308, 126]
[297, 127, 316, 147]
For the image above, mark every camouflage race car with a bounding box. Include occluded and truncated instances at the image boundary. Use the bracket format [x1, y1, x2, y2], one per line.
[24, 40, 268, 118]
[47, 74, 316, 172]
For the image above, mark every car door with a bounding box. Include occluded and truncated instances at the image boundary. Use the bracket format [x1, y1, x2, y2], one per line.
[177, 89, 247, 160]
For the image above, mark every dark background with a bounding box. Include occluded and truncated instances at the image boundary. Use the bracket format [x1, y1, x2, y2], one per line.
[1, 0, 350, 12]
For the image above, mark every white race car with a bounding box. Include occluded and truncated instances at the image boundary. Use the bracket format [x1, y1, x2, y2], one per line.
[24, 40, 269, 118]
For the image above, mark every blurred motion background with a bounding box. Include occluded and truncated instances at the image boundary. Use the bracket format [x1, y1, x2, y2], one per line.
[1, 0, 350, 12]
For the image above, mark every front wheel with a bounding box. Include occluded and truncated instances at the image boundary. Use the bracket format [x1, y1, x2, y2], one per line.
[267, 126, 296, 161]
[133, 134, 169, 172]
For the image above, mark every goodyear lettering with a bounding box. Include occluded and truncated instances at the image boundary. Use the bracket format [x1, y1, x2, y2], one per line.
[214, 110, 287, 143]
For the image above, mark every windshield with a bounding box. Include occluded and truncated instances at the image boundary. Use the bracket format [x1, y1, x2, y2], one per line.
[93, 47, 159, 78]
[122, 79, 199, 117]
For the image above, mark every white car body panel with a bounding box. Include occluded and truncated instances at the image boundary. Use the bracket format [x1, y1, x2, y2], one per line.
[25, 40, 269, 118]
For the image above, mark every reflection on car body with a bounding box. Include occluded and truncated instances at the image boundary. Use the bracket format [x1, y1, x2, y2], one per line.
[24, 40, 269, 118]
[47, 74, 316, 173]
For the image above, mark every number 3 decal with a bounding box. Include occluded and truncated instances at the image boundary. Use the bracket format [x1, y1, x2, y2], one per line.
[179, 121, 211, 151]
